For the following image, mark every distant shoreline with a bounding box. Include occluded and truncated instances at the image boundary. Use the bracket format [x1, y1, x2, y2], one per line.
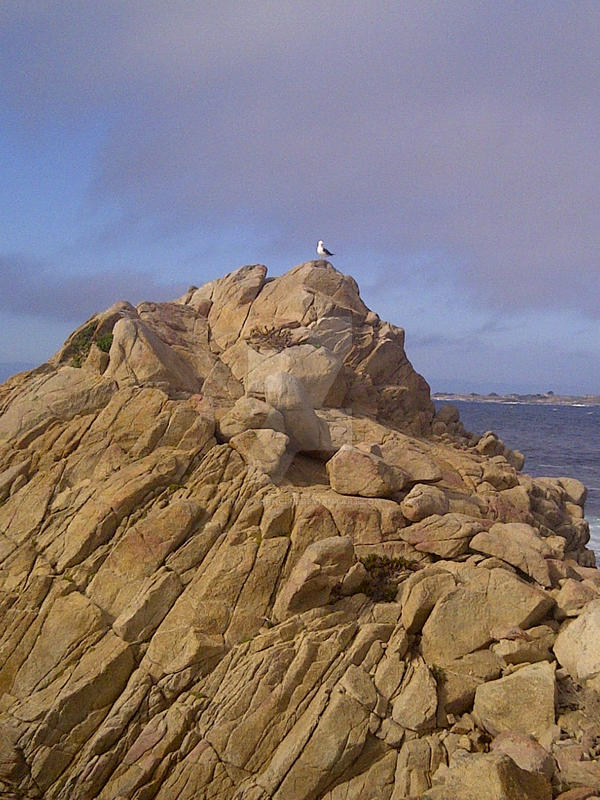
[433, 392, 600, 407]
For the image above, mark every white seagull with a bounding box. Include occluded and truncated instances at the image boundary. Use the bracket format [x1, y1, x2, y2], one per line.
[316, 240, 335, 258]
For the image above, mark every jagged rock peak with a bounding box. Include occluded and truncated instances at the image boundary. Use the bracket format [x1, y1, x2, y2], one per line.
[0, 259, 598, 799]
[2, 261, 435, 442]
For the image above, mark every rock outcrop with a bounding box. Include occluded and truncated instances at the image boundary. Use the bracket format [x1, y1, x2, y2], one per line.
[0, 260, 598, 799]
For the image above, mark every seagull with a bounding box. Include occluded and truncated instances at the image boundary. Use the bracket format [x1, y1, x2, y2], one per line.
[316, 240, 335, 258]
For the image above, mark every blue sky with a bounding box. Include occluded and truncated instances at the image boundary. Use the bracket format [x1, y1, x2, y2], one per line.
[1, 1, 598, 394]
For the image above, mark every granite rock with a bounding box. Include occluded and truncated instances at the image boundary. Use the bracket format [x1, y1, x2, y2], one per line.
[0, 260, 595, 799]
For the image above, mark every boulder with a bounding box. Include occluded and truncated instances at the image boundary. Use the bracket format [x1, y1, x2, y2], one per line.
[481, 458, 519, 490]
[476, 431, 506, 457]
[218, 396, 285, 439]
[401, 513, 487, 559]
[318, 491, 405, 545]
[241, 260, 370, 336]
[473, 661, 557, 743]
[425, 752, 552, 800]
[106, 316, 201, 393]
[435, 649, 503, 716]
[314, 407, 392, 450]
[491, 731, 555, 780]
[553, 739, 600, 792]
[558, 477, 587, 507]
[491, 624, 556, 665]
[264, 371, 332, 453]
[401, 570, 457, 633]
[421, 568, 554, 665]
[229, 429, 291, 481]
[401, 484, 449, 522]
[554, 579, 599, 620]
[326, 444, 408, 498]
[245, 343, 343, 408]
[379, 436, 442, 483]
[272, 535, 355, 621]
[134, 299, 215, 378]
[308, 314, 356, 361]
[470, 522, 553, 587]
[553, 600, 600, 689]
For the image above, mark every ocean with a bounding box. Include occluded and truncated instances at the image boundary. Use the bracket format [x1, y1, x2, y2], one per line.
[435, 400, 600, 559]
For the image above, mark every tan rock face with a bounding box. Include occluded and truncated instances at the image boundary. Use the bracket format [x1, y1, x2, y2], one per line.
[0, 260, 596, 799]
[401, 483, 449, 522]
[230, 428, 292, 481]
[553, 600, 600, 689]
[106, 316, 201, 394]
[491, 624, 556, 666]
[391, 655, 438, 732]
[218, 396, 285, 439]
[0, 366, 116, 442]
[436, 649, 503, 716]
[421, 568, 554, 665]
[401, 513, 487, 559]
[470, 522, 553, 587]
[473, 661, 557, 743]
[245, 343, 343, 408]
[264, 371, 332, 453]
[558, 477, 587, 506]
[425, 752, 552, 800]
[379, 436, 442, 483]
[326, 444, 408, 498]
[206, 263, 267, 349]
[554, 578, 599, 619]
[490, 731, 555, 780]
[272, 535, 355, 621]
[400, 569, 457, 633]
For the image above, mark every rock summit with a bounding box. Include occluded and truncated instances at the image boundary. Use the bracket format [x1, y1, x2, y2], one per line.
[0, 260, 599, 799]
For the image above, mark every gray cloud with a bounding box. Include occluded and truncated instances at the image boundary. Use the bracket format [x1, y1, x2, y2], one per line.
[2, 2, 600, 316]
[0, 254, 183, 321]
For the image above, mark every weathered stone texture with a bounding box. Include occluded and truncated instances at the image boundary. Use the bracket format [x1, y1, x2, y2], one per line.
[0, 260, 595, 799]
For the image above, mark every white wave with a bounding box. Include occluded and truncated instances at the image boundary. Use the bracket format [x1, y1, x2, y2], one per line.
[588, 517, 600, 558]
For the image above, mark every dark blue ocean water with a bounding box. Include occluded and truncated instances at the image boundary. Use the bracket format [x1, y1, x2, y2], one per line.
[435, 400, 600, 556]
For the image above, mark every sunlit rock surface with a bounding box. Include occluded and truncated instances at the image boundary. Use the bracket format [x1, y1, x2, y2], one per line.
[0, 261, 597, 799]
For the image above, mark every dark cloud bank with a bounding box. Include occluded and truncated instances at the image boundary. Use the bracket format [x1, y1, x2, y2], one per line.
[5, 2, 598, 311]
[0, 2, 598, 391]
[0, 254, 180, 322]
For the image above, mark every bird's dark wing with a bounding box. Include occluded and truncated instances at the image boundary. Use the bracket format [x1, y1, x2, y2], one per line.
[324, 248, 334, 256]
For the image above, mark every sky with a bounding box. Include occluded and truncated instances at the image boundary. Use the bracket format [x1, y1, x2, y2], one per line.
[1, 1, 599, 394]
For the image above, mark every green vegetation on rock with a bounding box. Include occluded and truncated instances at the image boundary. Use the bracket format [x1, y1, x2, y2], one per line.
[96, 333, 114, 353]
[359, 553, 414, 602]
[71, 325, 114, 366]
[70, 323, 97, 367]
